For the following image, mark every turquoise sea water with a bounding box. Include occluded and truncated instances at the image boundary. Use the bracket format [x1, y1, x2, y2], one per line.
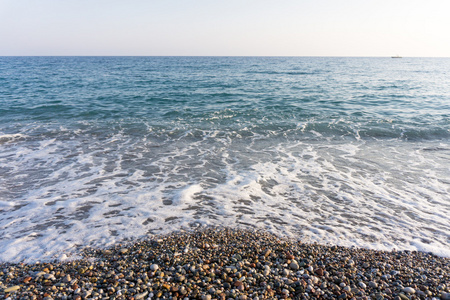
[0, 57, 449, 262]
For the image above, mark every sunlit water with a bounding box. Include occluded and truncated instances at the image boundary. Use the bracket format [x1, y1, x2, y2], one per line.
[0, 56, 449, 262]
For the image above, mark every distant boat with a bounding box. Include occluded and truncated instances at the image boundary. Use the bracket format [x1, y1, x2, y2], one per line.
[391, 55, 402, 58]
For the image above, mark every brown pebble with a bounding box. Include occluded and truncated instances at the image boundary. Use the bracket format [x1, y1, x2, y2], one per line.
[315, 268, 324, 276]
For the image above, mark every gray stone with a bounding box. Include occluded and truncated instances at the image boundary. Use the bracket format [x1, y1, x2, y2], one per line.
[289, 260, 299, 270]
[403, 287, 415, 294]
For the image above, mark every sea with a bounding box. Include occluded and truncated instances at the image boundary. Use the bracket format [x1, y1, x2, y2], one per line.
[0, 56, 449, 263]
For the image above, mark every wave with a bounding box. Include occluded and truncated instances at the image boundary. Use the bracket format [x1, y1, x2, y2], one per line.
[245, 70, 322, 75]
[0, 133, 27, 144]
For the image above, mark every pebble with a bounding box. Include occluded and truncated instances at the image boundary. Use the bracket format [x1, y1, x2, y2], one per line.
[441, 293, 450, 300]
[4, 286, 20, 293]
[289, 260, 299, 270]
[399, 293, 409, 300]
[0, 227, 448, 300]
[403, 287, 416, 294]
[135, 291, 148, 299]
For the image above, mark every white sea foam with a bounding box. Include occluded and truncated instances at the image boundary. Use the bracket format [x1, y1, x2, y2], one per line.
[0, 133, 27, 144]
[0, 130, 449, 262]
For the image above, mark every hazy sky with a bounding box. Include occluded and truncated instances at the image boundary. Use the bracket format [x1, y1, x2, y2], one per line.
[1, 0, 449, 57]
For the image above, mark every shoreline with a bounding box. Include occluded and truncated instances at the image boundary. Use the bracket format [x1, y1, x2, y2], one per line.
[1, 227, 449, 300]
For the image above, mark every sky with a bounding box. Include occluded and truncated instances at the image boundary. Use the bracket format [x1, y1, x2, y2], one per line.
[0, 0, 449, 57]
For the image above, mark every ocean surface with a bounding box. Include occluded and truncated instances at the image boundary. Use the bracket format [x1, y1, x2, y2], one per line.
[0, 56, 449, 262]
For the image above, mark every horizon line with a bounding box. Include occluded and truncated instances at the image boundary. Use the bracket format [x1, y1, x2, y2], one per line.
[1, 55, 449, 58]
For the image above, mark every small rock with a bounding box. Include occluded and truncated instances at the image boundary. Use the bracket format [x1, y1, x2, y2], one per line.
[135, 291, 148, 299]
[180, 286, 187, 295]
[375, 293, 384, 300]
[399, 293, 409, 300]
[119, 248, 128, 254]
[403, 287, 416, 294]
[289, 260, 299, 270]
[441, 293, 450, 300]
[315, 268, 324, 276]
[359, 282, 367, 289]
[4, 286, 20, 293]
[369, 281, 378, 288]
[150, 264, 159, 271]
[417, 291, 426, 297]
[381, 274, 391, 280]
[82, 290, 92, 298]
[44, 273, 55, 280]
[35, 271, 46, 278]
[63, 275, 71, 283]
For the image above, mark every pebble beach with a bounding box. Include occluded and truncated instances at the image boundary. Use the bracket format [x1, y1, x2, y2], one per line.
[1, 228, 449, 300]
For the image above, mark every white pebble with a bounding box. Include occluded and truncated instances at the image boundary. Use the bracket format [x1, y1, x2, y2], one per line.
[150, 264, 159, 271]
